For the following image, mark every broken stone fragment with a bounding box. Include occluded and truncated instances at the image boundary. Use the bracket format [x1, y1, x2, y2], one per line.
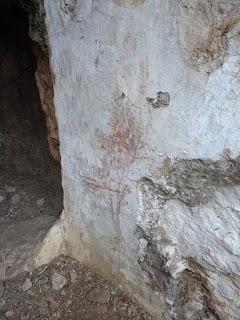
[10, 194, 21, 205]
[36, 198, 45, 207]
[88, 287, 111, 304]
[21, 278, 32, 291]
[5, 310, 14, 319]
[51, 272, 67, 291]
[69, 270, 77, 283]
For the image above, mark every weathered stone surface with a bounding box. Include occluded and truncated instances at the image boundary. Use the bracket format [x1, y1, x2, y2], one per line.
[179, 0, 240, 72]
[36, 198, 45, 207]
[69, 270, 77, 283]
[51, 272, 67, 291]
[21, 277, 32, 291]
[35, 50, 60, 163]
[0, 215, 55, 280]
[88, 287, 111, 304]
[10, 194, 21, 206]
[5, 310, 14, 319]
[44, 0, 240, 318]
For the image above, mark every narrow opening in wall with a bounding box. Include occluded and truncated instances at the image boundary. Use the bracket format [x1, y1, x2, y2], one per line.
[0, 1, 63, 277]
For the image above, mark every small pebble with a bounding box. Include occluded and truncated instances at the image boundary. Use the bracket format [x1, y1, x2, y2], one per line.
[5, 186, 15, 193]
[88, 287, 111, 304]
[10, 194, 21, 205]
[5, 310, 14, 318]
[36, 198, 45, 207]
[69, 270, 77, 283]
[21, 278, 32, 291]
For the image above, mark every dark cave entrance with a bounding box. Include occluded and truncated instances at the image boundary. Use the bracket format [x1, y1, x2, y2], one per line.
[0, 1, 63, 277]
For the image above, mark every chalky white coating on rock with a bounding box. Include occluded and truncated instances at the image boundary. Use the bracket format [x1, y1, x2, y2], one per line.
[44, 0, 240, 318]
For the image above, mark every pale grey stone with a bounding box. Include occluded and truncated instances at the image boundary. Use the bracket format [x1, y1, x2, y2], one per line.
[36, 198, 45, 207]
[5, 310, 14, 318]
[88, 287, 111, 304]
[10, 194, 21, 205]
[52, 272, 67, 291]
[21, 278, 32, 291]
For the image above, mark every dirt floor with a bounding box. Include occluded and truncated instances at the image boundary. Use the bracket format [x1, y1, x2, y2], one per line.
[0, 169, 62, 223]
[0, 256, 152, 320]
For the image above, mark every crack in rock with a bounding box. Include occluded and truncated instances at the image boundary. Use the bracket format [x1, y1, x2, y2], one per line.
[179, 0, 240, 72]
[140, 158, 240, 207]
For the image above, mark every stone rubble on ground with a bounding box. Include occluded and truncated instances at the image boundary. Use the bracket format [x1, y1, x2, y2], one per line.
[0, 256, 151, 319]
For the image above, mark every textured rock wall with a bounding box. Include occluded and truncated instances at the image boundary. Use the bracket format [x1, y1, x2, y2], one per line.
[0, 3, 52, 175]
[35, 49, 60, 163]
[44, 0, 240, 318]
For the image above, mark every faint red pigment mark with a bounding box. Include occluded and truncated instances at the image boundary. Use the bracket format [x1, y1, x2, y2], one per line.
[97, 94, 143, 170]
[82, 177, 122, 194]
[79, 94, 144, 252]
[82, 94, 143, 230]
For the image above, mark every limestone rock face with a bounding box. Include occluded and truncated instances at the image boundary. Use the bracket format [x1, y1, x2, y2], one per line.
[44, 0, 240, 318]
[35, 50, 60, 163]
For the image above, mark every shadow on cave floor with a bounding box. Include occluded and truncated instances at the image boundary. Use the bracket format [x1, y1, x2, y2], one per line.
[0, 2, 63, 279]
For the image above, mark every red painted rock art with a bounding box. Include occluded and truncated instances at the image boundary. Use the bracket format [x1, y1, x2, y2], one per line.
[83, 94, 143, 217]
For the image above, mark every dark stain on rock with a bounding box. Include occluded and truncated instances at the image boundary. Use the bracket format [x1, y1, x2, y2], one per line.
[175, 269, 224, 320]
[146, 91, 170, 109]
[135, 226, 171, 294]
[140, 158, 240, 207]
[136, 227, 224, 320]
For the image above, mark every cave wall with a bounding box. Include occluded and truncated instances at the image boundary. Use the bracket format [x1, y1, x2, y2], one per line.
[0, 2, 53, 176]
[44, 1, 240, 319]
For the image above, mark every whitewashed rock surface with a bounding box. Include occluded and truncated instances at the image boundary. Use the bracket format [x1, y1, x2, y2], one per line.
[44, 0, 240, 319]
